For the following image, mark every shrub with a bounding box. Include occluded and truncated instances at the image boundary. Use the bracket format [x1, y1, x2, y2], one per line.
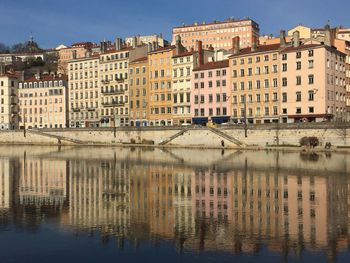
[299, 136, 319, 147]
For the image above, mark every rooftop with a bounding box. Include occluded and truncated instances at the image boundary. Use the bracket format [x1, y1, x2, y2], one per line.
[21, 75, 68, 83]
[193, 60, 229, 71]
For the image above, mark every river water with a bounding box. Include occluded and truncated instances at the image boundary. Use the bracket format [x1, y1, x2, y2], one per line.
[0, 146, 349, 263]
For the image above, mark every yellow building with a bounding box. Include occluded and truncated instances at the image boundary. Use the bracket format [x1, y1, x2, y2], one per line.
[129, 56, 149, 126]
[68, 54, 100, 128]
[18, 75, 68, 128]
[148, 45, 176, 126]
[288, 25, 312, 39]
[230, 38, 280, 123]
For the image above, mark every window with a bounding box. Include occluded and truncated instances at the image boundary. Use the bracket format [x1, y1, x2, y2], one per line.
[282, 63, 287, 72]
[308, 90, 314, 101]
[308, 74, 314, 84]
[296, 92, 301, 102]
[308, 50, 314, 57]
[282, 77, 287, 87]
[282, 54, 287, 60]
[296, 52, 301, 58]
[309, 107, 314, 113]
[296, 76, 301, 85]
[308, 60, 314, 68]
[296, 61, 301, 70]
[282, 92, 287, 102]
[296, 107, 301, 114]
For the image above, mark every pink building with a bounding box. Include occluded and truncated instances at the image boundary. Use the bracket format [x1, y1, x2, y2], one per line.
[191, 60, 230, 124]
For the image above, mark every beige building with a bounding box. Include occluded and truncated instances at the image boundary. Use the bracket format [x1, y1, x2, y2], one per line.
[68, 54, 100, 128]
[99, 40, 148, 127]
[125, 34, 168, 48]
[18, 75, 68, 129]
[129, 56, 149, 126]
[172, 18, 259, 50]
[230, 38, 281, 124]
[0, 73, 19, 129]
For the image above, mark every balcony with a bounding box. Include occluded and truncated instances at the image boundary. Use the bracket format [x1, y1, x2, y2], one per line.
[101, 79, 110, 84]
[102, 101, 125, 107]
[10, 93, 16, 97]
[72, 108, 81, 112]
[87, 107, 96, 112]
[116, 77, 125, 83]
[101, 89, 125, 95]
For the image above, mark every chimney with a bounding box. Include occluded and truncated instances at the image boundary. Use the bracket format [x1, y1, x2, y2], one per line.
[152, 41, 157, 51]
[86, 49, 92, 58]
[232, 36, 240, 55]
[137, 35, 141, 45]
[197, 40, 203, 66]
[175, 35, 182, 55]
[132, 36, 137, 48]
[72, 50, 77, 59]
[251, 36, 258, 52]
[324, 24, 331, 46]
[148, 42, 153, 52]
[115, 38, 122, 51]
[293, 31, 300, 48]
[280, 30, 286, 48]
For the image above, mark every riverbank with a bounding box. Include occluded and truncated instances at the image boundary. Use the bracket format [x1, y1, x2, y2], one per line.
[0, 123, 349, 151]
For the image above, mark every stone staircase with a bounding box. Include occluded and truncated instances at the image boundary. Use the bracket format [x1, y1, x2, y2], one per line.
[208, 127, 244, 147]
[158, 128, 189, 145]
[28, 129, 86, 145]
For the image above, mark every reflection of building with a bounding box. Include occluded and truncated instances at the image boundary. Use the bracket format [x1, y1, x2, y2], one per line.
[68, 159, 130, 243]
[0, 158, 18, 209]
[19, 158, 67, 207]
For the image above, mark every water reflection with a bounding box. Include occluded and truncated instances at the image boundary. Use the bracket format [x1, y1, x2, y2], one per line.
[0, 146, 349, 262]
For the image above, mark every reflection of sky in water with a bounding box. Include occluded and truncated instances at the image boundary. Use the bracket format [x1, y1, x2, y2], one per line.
[0, 146, 349, 263]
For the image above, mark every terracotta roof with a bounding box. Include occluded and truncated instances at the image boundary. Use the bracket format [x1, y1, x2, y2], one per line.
[193, 60, 229, 71]
[229, 43, 281, 57]
[281, 43, 322, 53]
[21, 75, 68, 83]
[68, 54, 100, 63]
[172, 50, 197, 58]
[130, 56, 148, 63]
[148, 45, 176, 54]
[102, 46, 133, 55]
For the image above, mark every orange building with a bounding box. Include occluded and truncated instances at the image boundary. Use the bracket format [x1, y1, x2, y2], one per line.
[58, 42, 93, 74]
[148, 46, 176, 126]
[129, 56, 149, 126]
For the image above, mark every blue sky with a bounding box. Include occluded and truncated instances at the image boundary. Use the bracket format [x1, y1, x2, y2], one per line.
[0, 0, 349, 48]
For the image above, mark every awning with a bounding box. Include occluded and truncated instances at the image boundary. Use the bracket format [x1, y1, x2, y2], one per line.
[211, 116, 230, 124]
[192, 117, 208, 124]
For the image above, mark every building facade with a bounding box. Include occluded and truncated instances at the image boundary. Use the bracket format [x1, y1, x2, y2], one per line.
[0, 73, 19, 129]
[99, 42, 148, 127]
[191, 60, 231, 124]
[68, 55, 100, 128]
[280, 43, 347, 122]
[129, 57, 149, 126]
[172, 18, 259, 50]
[18, 75, 68, 129]
[148, 46, 176, 126]
[58, 42, 93, 74]
[230, 41, 281, 124]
